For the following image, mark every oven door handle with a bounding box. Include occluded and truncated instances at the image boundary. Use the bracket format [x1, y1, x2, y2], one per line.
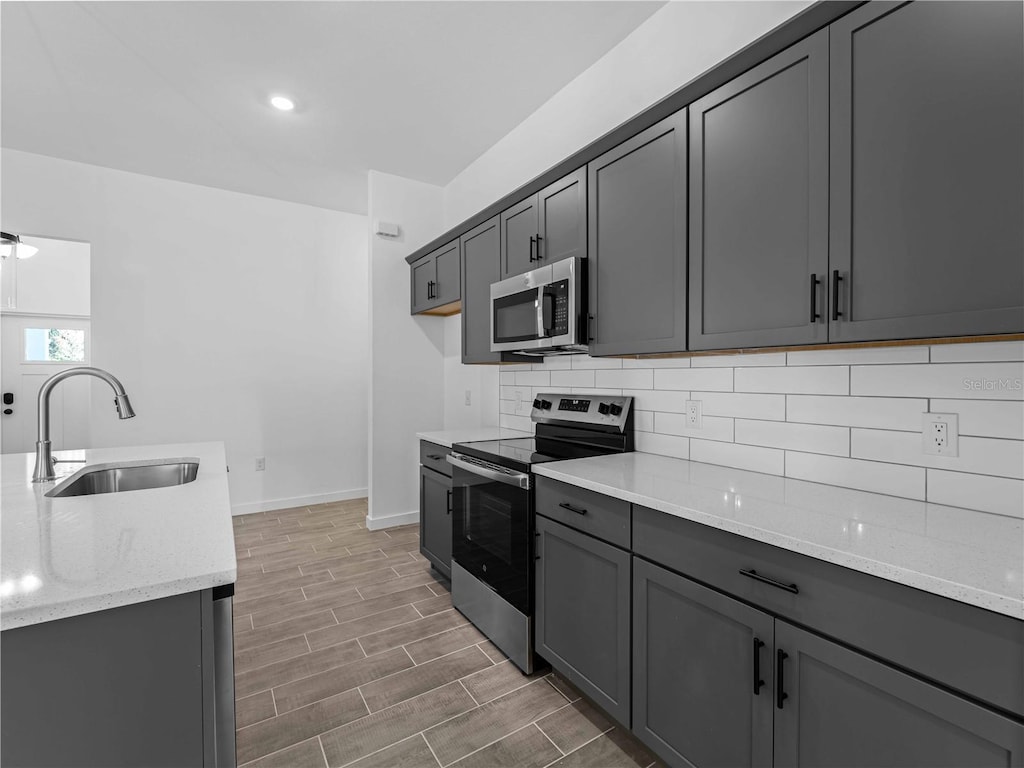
[446, 453, 531, 490]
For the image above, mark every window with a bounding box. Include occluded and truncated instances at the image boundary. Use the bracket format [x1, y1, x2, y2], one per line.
[24, 328, 86, 363]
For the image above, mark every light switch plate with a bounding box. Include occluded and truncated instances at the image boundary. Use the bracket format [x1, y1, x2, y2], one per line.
[922, 413, 958, 457]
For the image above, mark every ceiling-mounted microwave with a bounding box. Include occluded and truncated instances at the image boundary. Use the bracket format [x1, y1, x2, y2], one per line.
[490, 256, 588, 356]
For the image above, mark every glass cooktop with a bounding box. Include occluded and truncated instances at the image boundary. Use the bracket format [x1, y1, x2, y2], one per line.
[452, 437, 620, 474]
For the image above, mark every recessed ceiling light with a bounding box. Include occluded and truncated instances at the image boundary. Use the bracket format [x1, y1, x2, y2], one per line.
[270, 95, 295, 112]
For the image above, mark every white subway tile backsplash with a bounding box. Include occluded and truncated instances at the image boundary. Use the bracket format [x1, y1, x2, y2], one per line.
[852, 363, 1024, 400]
[930, 399, 1024, 440]
[787, 395, 927, 431]
[636, 431, 690, 460]
[735, 366, 849, 395]
[571, 356, 623, 370]
[550, 369, 596, 388]
[926, 470, 1024, 519]
[929, 341, 1024, 363]
[656, 412, 735, 442]
[689, 391, 787, 421]
[786, 346, 929, 366]
[491, 341, 1022, 513]
[691, 440, 784, 475]
[514, 370, 550, 387]
[690, 352, 787, 367]
[736, 420, 849, 456]
[596, 368, 655, 389]
[785, 452, 926, 500]
[851, 429, 1024, 479]
[654, 367, 733, 392]
[634, 410, 655, 432]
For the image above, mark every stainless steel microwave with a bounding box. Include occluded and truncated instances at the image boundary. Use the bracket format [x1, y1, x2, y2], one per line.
[490, 256, 587, 355]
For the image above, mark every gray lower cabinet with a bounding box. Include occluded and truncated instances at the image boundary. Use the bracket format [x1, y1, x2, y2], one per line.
[689, 30, 828, 350]
[828, 0, 1024, 341]
[535, 514, 631, 725]
[588, 110, 688, 356]
[633, 557, 774, 768]
[1, 589, 227, 767]
[410, 239, 461, 314]
[461, 215, 501, 363]
[420, 465, 452, 578]
[773, 621, 1024, 768]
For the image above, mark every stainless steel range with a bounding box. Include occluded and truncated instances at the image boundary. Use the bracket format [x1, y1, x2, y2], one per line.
[447, 393, 634, 673]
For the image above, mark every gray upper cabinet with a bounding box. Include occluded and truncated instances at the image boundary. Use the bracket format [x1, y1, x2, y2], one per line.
[588, 110, 688, 356]
[633, 557, 775, 768]
[537, 167, 587, 264]
[829, 0, 1024, 342]
[500, 195, 539, 279]
[689, 31, 829, 351]
[773, 621, 1024, 767]
[535, 515, 631, 726]
[461, 216, 501, 363]
[410, 239, 461, 315]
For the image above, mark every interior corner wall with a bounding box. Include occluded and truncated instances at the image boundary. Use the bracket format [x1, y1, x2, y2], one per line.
[442, 0, 814, 227]
[1, 148, 370, 515]
[367, 170, 446, 530]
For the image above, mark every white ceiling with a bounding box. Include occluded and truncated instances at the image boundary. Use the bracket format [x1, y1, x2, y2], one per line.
[1, 1, 664, 214]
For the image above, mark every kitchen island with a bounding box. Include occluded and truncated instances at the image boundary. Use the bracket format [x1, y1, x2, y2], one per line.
[1, 441, 237, 768]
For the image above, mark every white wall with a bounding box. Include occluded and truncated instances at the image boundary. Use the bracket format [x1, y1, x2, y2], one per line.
[443, 0, 814, 227]
[366, 170, 446, 529]
[1, 149, 369, 514]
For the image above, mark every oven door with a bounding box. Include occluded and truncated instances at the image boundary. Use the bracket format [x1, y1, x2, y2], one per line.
[447, 453, 533, 614]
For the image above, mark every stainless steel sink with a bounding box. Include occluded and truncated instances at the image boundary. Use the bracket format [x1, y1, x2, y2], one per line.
[46, 460, 200, 498]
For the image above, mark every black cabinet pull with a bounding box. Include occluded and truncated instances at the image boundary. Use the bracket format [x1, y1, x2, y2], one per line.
[446, 489, 452, 515]
[753, 638, 765, 695]
[426, 454, 442, 460]
[558, 502, 587, 515]
[426, 280, 434, 300]
[809, 273, 820, 322]
[535, 234, 543, 260]
[831, 269, 843, 320]
[529, 235, 537, 262]
[588, 314, 595, 342]
[776, 649, 789, 709]
[739, 569, 799, 594]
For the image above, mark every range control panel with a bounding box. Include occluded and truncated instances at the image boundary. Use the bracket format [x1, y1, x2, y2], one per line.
[530, 393, 632, 430]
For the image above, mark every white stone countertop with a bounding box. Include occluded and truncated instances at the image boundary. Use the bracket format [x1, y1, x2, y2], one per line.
[534, 452, 1024, 620]
[416, 427, 532, 449]
[1, 442, 236, 630]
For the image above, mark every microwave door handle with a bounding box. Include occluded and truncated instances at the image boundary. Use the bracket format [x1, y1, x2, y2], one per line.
[535, 293, 546, 339]
[446, 453, 531, 490]
[541, 288, 555, 334]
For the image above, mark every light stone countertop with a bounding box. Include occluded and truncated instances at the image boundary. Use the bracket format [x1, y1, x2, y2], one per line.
[534, 452, 1024, 620]
[1, 441, 236, 630]
[416, 427, 532, 449]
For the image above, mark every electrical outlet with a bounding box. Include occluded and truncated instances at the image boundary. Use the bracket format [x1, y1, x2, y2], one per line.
[465, 389, 472, 406]
[922, 413, 959, 457]
[255, 457, 266, 471]
[685, 400, 702, 430]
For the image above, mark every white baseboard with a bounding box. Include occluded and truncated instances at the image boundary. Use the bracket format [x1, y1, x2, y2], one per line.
[231, 488, 367, 516]
[365, 509, 419, 530]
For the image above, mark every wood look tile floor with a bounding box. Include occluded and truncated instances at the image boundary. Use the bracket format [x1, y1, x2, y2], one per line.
[233, 500, 663, 768]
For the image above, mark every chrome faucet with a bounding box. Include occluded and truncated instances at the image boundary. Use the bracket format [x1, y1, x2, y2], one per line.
[33, 366, 136, 482]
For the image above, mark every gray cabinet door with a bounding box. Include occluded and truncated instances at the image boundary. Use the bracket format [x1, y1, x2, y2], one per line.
[500, 195, 539, 279]
[411, 256, 435, 314]
[420, 465, 452, 579]
[773, 621, 1024, 767]
[588, 110, 687, 356]
[633, 558, 774, 768]
[433, 239, 461, 306]
[829, 0, 1024, 342]
[689, 31, 828, 350]
[461, 215, 501, 363]
[535, 515, 631, 726]
[537, 167, 587, 264]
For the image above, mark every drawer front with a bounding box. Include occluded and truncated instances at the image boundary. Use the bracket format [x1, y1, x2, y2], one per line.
[633, 505, 1024, 717]
[419, 441, 452, 478]
[535, 476, 630, 548]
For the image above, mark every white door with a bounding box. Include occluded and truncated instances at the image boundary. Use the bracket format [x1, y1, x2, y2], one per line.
[1, 315, 92, 454]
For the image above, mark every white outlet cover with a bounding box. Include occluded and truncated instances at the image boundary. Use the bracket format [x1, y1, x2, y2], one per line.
[922, 413, 959, 457]
[685, 400, 702, 430]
